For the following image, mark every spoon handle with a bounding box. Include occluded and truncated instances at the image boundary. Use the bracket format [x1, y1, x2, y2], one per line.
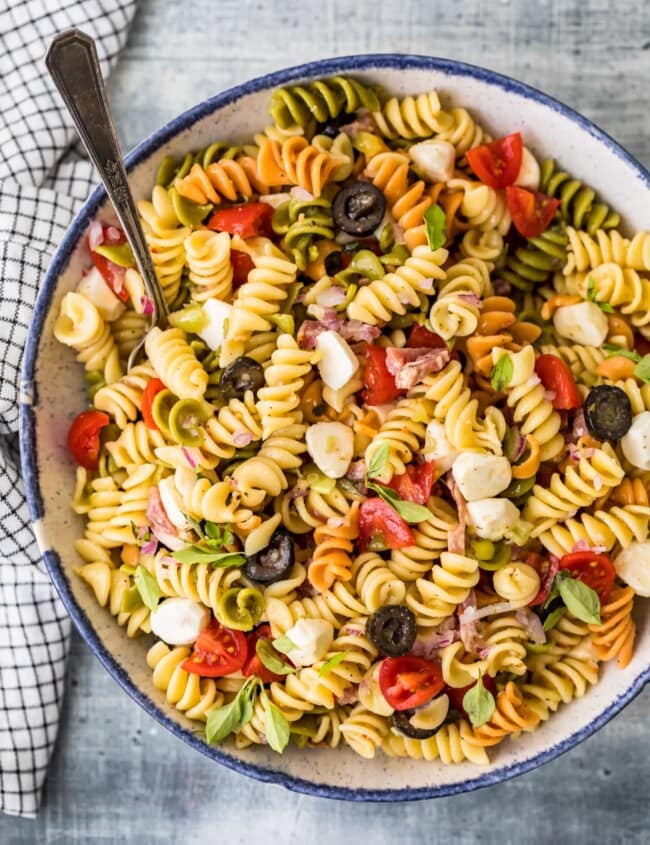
[46, 29, 168, 325]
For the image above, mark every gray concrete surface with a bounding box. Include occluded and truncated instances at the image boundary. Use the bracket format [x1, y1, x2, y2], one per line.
[3, 0, 650, 842]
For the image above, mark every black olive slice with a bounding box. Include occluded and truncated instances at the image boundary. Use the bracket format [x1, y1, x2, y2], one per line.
[391, 709, 438, 740]
[244, 529, 294, 583]
[324, 250, 344, 275]
[220, 356, 265, 400]
[333, 181, 386, 236]
[583, 385, 632, 441]
[366, 605, 416, 656]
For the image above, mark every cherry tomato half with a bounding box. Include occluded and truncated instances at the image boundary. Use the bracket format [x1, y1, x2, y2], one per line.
[359, 498, 414, 552]
[361, 344, 402, 406]
[207, 203, 273, 239]
[141, 377, 166, 430]
[634, 334, 650, 358]
[466, 133, 523, 190]
[242, 624, 287, 683]
[230, 249, 255, 288]
[379, 656, 445, 711]
[445, 674, 497, 717]
[67, 410, 110, 470]
[407, 325, 447, 349]
[558, 551, 616, 602]
[506, 186, 560, 238]
[182, 619, 248, 677]
[88, 224, 129, 302]
[388, 462, 436, 506]
[534, 354, 582, 411]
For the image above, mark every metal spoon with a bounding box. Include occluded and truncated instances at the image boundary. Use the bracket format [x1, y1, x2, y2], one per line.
[46, 29, 168, 370]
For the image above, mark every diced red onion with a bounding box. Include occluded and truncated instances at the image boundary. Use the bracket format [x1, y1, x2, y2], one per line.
[338, 685, 359, 705]
[290, 186, 314, 202]
[105, 225, 122, 242]
[457, 293, 482, 308]
[140, 537, 159, 556]
[87, 219, 104, 250]
[258, 192, 291, 209]
[346, 460, 367, 482]
[233, 431, 253, 447]
[515, 608, 546, 644]
[544, 390, 557, 403]
[316, 286, 346, 307]
[181, 447, 198, 470]
[572, 410, 588, 439]
[459, 601, 516, 624]
[141, 295, 154, 316]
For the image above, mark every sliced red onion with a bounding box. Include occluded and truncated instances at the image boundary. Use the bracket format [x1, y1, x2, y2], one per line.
[543, 389, 557, 403]
[87, 219, 104, 250]
[515, 608, 546, 644]
[572, 409, 588, 439]
[141, 295, 154, 316]
[306, 304, 341, 326]
[258, 192, 291, 209]
[136, 524, 148, 540]
[140, 537, 159, 556]
[105, 225, 123, 242]
[457, 292, 482, 308]
[233, 431, 253, 447]
[181, 447, 198, 469]
[158, 554, 179, 565]
[290, 186, 314, 202]
[346, 460, 367, 482]
[446, 472, 468, 527]
[339, 320, 380, 343]
[412, 624, 459, 658]
[459, 601, 516, 625]
[316, 286, 346, 307]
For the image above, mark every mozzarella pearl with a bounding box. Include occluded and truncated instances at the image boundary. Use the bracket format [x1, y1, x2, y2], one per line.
[615, 540, 650, 596]
[150, 598, 211, 646]
[408, 139, 456, 183]
[451, 453, 512, 501]
[553, 301, 609, 347]
[466, 498, 521, 541]
[316, 330, 359, 390]
[621, 412, 650, 470]
[197, 298, 232, 351]
[306, 421, 354, 479]
[284, 619, 334, 667]
[423, 420, 459, 473]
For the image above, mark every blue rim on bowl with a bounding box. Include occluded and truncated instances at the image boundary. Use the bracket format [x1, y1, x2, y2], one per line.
[20, 53, 650, 801]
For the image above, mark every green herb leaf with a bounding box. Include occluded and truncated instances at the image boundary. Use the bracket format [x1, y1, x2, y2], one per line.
[586, 277, 615, 313]
[205, 678, 259, 744]
[256, 638, 295, 675]
[462, 675, 495, 728]
[491, 353, 513, 392]
[318, 652, 347, 677]
[205, 522, 234, 545]
[604, 344, 640, 362]
[133, 565, 160, 611]
[558, 576, 601, 625]
[263, 699, 291, 754]
[272, 636, 297, 655]
[633, 355, 650, 384]
[423, 203, 447, 252]
[543, 606, 567, 632]
[366, 441, 390, 480]
[543, 569, 570, 610]
[367, 481, 433, 523]
[185, 514, 205, 539]
[172, 547, 245, 567]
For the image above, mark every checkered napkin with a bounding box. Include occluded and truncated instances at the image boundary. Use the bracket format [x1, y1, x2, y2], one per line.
[0, 0, 136, 818]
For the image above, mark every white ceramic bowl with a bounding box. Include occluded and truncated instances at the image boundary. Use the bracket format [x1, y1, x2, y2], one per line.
[20, 55, 650, 801]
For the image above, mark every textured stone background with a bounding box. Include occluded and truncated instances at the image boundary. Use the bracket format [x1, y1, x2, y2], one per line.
[3, 0, 650, 842]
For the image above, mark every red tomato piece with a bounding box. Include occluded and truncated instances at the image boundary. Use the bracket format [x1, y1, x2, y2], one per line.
[506, 186, 560, 238]
[67, 410, 110, 470]
[182, 619, 248, 677]
[88, 224, 130, 302]
[634, 334, 650, 357]
[242, 624, 286, 683]
[361, 344, 402, 406]
[466, 133, 523, 190]
[528, 555, 559, 606]
[141, 377, 166, 430]
[230, 249, 255, 288]
[534, 354, 582, 410]
[558, 551, 616, 602]
[359, 498, 414, 551]
[379, 656, 445, 710]
[207, 203, 273, 239]
[407, 325, 447, 349]
[388, 462, 436, 505]
[445, 675, 497, 717]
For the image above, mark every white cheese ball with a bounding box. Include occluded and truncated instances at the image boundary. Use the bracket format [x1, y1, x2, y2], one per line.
[466, 498, 521, 541]
[451, 453, 512, 501]
[423, 420, 459, 473]
[316, 330, 359, 391]
[197, 299, 232, 351]
[621, 412, 650, 470]
[408, 139, 456, 183]
[614, 540, 650, 596]
[306, 421, 354, 478]
[553, 301, 609, 347]
[77, 266, 125, 322]
[284, 619, 334, 667]
[150, 598, 211, 646]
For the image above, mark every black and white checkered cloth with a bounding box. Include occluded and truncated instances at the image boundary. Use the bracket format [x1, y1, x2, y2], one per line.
[0, 0, 136, 818]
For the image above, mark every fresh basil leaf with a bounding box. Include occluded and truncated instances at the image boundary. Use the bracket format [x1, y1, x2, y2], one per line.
[423, 203, 447, 252]
[273, 636, 297, 655]
[205, 677, 259, 744]
[256, 638, 294, 675]
[543, 569, 570, 610]
[366, 442, 390, 480]
[263, 699, 291, 753]
[318, 652, 347, 676]
[133, 565, 160, 611]
[462, 675, 495, 728]
[368, 482, 433, 523]
[604, 344, 640, 362]
[185, 514, 205, 539]
[633, 354, 650, 384]
[586, 277, 614, 313]
[172, 547, 245, 567]
[491, 353, 513, 392]
[205, 521, 234, 546]
[599, 301, 615, 313]
[542, 605, 567, 632]
[558, 576, 601, 624]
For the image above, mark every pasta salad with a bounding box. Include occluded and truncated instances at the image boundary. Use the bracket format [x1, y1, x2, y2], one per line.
[55, 76, 650, 764]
